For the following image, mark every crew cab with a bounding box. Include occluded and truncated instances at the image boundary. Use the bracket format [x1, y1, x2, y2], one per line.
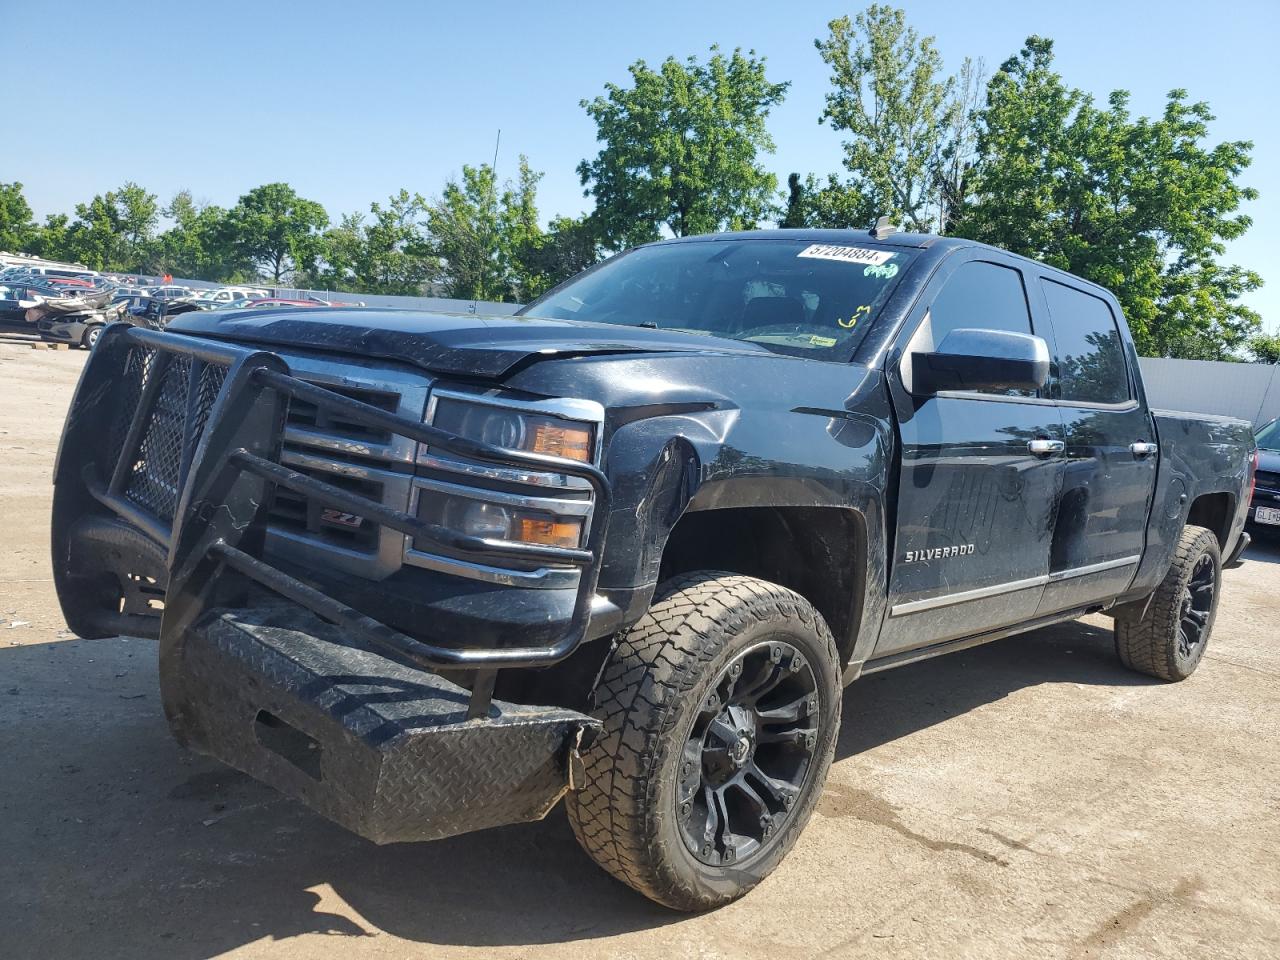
[51, 228, 1255, 910]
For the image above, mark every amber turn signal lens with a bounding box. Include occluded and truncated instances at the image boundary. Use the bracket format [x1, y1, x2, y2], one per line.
[517, 516, 584, 549]
[529, 421, 593, 462]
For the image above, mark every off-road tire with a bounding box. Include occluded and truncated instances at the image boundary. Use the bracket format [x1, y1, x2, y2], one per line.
[1115, 524, 1221, 681]
[566, 572, 841, 911]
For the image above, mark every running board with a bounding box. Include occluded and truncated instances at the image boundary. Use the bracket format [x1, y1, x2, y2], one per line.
[861, 604, 1103, 675]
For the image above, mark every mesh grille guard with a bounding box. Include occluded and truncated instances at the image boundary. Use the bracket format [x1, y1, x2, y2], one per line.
[63, 323, 612, 717]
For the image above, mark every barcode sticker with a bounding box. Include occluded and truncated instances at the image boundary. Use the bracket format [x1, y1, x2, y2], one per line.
[796, 244, 894, 266]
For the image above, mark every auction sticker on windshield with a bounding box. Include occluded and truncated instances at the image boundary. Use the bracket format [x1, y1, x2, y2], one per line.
[797, 244, 895, 266]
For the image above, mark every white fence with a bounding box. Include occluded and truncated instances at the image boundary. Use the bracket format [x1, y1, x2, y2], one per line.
[1139, 357, 1280, 427]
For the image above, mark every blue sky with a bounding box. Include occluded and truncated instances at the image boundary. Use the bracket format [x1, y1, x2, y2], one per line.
[6, 0, 1277, 327]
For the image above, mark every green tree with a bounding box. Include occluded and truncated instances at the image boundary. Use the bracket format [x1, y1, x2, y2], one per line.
[315, 192, 437, 295]
[579, 46, 788, 250]
[313, 212, 366, 289]
[780, 173, 807, 229]
[114, 181, 159, 265]
[359, 190, 436, 294]
[63, 192, 126, 270]
[515, 215, 601, 297]
[33, 213, 71, 261]
[0, 182, 37, 252]
[956, 37, 1263, 359]
[814, 6, 961, 231]
[426, 156, 543, 302]
[152, 191, 237, 280]
[1249, 332, 1280, 364]
[223, 183, 329, 283]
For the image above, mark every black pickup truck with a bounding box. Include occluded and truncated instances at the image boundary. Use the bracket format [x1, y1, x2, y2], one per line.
[51, 228, 1256, 910]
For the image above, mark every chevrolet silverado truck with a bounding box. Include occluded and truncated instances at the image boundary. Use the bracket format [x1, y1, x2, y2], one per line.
[51, 227, 1257, 910]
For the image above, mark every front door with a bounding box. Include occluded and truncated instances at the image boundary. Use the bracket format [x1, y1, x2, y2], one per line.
[875, 255, 1064, 658]
[1034, 277, 1158, 615]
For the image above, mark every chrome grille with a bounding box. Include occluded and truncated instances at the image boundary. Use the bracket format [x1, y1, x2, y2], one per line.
[262, 354, 429, 581]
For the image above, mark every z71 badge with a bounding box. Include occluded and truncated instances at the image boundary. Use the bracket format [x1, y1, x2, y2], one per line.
[903, 544, 975, 563]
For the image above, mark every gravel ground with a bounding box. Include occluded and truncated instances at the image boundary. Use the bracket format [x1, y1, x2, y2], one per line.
[1, 340, 1277, 960]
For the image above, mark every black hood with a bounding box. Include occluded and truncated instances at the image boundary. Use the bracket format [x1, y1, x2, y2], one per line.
[166, 307, 771, 379]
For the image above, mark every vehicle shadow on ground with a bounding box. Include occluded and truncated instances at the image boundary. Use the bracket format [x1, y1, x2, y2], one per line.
[1241, 531, 1280, 565]
[835, 616, 1157, 761]
[0, 617, 1162, 958]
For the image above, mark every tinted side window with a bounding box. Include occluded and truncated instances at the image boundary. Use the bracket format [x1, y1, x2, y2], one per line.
[1041, 279, 1130, 405]
[929, 260, 1033, 345]
[926, 260, 1034, 397]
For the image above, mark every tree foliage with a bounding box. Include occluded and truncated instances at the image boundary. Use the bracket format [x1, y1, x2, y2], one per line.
[579, 46, 788, 250]
[813, 6, 962, 231]
[0, 182, 37, 252]
[223, 182, 329, 283]
[314, 191, 437, 295]
[426, 156, 546, 302]
[1250, 332, 1280, 365]
[515, 215, 601, 298]
[954, 36, 1262, 359]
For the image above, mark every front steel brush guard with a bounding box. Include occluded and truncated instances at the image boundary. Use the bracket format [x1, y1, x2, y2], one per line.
[54, 323, 612, 717]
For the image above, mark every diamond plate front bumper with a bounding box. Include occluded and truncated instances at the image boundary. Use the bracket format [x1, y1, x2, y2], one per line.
[169, 603, 600, 844]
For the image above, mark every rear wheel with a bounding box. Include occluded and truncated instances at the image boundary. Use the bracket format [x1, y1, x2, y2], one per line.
[566, 572, 841, 910]
[1115, 524, 1221, 681]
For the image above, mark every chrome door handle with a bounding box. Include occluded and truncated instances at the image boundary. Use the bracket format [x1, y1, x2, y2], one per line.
[1028, 439, 1065, 457]
[1130, 441, 1158, 458]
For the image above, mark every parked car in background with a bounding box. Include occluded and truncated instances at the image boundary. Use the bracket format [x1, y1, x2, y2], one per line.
[111, 294, 156, 317]
[304, 294, 366, 307]
[0, 265, 99, 281]
[235, 297, 326, 309]
[198, 286, 270, 304]
[150, 285, 195, 301]
[35, 310, 118, 349]
[1249, 418, 1280, 533]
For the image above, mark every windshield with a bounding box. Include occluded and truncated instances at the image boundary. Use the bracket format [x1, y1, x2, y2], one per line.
[519, 238, 917, 361]
[1257, 419, 1280, 452]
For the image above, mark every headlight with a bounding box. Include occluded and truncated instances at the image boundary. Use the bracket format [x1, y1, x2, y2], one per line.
[431, 396, 596, 463]
[416, 484, 587, 549]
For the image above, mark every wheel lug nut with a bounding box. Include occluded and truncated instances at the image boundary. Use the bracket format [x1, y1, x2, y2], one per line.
[730, 662, 742, 678]
[701, 844, 713, 857]
[790, 656, 804, 673]
[770, 646, 782, 662]
[807, 697, 818, 713]
[680, 801, 691, 817]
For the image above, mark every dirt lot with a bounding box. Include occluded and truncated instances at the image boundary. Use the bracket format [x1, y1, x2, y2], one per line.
[1, 339, 1277, 960]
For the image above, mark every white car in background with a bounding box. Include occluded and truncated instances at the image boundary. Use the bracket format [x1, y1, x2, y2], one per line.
[196, 286, 270, 305]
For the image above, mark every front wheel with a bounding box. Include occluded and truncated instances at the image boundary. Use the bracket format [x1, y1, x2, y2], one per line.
[81, 324, 103, 349]
[566, 572, 841, 911]
[1115, 524, 1222, 681]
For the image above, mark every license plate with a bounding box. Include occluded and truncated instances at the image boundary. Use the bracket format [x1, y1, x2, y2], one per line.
[1255, 506, 1280, 525]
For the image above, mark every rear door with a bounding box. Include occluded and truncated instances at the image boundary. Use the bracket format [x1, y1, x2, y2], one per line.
[1033, 277, 1158, 615]
[875, 253, 1065, 658]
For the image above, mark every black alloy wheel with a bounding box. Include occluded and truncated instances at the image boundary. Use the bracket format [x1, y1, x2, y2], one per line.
[1177, 553, 1215, 659]
[1115, 523, 1221, 681]
[677, 639, 820, 867]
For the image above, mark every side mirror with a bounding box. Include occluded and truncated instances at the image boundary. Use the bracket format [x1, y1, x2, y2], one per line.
[910, 328, 1049, 396]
